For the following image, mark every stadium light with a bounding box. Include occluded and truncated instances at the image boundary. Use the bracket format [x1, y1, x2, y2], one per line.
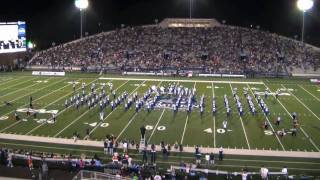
[297, 0, 314, 43]
[27, 41, 35, 49]
[75, 0, 89, 39]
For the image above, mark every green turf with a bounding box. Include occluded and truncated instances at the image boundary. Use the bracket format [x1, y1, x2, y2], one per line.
[0, 72, 320, 150]
[0, 71, 320, 175]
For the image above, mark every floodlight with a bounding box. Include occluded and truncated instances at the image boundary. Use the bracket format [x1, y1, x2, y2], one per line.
[296, 0, 313, 43]
[75, 0, 88, 39]
[27, 41, 34, 49]
[297, 0, 313, 12]
[75, 0, 88, 10]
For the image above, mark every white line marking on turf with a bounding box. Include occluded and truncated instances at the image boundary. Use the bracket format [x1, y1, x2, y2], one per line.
[99, 77, 263, 85]
[0, 78, 67, 117]
[147, 109, 166, 144]
[56, 79, 142, 138]
[0, 77, 34, 92]
[115, 80, 163, 141]
[52, 80, 113, 138]
[0, 78, 48, 102]
[0, 77, 52, 107]
[180, 116, 189, 145]
[0, 77, 39, 99]
[0, 76, 24, 87]
[281, 84, 320, 122]
[115, 113, 139, 142]
[263, 83, 320, 152]
[247, 84, 285, 151]
[24, 78, 100, 135]
[0, 78, 70, 133]
[229, 83, 251, 150]
[89, 80, 143, 135]
[180, 82, 197, 145]
[211, 82, 216, 148]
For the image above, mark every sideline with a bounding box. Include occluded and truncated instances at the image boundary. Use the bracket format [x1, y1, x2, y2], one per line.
[0, 133, 319, 159]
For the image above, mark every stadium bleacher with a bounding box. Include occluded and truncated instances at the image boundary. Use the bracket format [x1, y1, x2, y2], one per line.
[29, 19, 320, 76]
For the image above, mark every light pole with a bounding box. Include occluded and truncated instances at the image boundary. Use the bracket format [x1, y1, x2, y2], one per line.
[297, 0, 314, 43]
[189, 0, 193, 19]
[75, 0, 89, 39]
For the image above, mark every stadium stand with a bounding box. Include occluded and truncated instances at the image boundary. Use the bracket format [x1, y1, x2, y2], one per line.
[0, 147, 294, 180]
[28, 19, 320, 76]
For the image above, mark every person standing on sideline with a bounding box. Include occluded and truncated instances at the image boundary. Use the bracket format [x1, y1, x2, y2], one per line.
[209, 153, 215, 165]
[219, 147, 224, 161]
[142, 147, 148, 163]
[140, 125, 146, 139]
[276, 116, 281, 126]
[151, 144, 156, 164]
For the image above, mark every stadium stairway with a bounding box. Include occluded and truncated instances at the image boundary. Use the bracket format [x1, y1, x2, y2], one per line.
[139, 138, 146, 152]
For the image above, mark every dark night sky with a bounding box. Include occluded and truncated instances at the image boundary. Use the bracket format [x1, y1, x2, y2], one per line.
[0, 0, 319, 49]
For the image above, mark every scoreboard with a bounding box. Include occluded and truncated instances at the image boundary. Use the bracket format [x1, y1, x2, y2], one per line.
[0, 21, 26, 54]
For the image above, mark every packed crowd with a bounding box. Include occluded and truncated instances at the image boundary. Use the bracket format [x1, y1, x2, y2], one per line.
[0, 145, 293, 180]
[30, 25, 320, 73]
[0, 65, 13, 72]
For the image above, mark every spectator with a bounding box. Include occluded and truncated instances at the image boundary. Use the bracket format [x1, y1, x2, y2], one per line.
[209, 152, 214, 165]
[30, 26, 320, 75]
[142, 147, 148, 163]
[41, 160, 48, 180]
[260, 165, 269, 180]
[281, 166, 288, 179]
[123, 141, 128, 153]
[27, 155, 33, 170]
[151, 144, 156, 164]
[7, 150, 13, 168]
[219, 147, 224, 161]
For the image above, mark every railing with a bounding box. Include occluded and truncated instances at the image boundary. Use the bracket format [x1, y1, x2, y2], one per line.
[73, 170, 131, 180]
[170, 165, 286, 176]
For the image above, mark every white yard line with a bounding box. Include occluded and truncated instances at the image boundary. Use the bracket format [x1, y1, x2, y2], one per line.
[0, 77, 24, 87]
[0, 78, 69, 133]
[53, 109, 96, 138]
[147, 109, 166, 144]
[180, 116, 189, 145]
[0, 77, 38, 98]
[1, 78, 67, 117]
[0, 77, 53, 107]
[211, 82, 216, 148]
[24, 78, 99, 135]
[55, 79, 141, 138]
[229, 83, 251, 150]
[281, 84, 320, 122]
[99, 77, 263, 85]
[115, 113, 139, 142]
[263, 83, 320, 152]
[89, 80, 141, 135]
[298, 85, 320, 103]
[52, 79, 113, 138]
[115, 80, 163, 142]
[0, 77, 34, 92]
[246, 84, 285, 151]
[118, 80, 164, 142]
[180, 82, 197, 145]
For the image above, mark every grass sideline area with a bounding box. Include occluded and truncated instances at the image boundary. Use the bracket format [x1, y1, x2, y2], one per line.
[0, 71, 320, 175]
[1, 138, 320, 176]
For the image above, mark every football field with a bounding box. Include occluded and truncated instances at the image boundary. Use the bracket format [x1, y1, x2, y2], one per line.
[0, 73, 320, 153]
